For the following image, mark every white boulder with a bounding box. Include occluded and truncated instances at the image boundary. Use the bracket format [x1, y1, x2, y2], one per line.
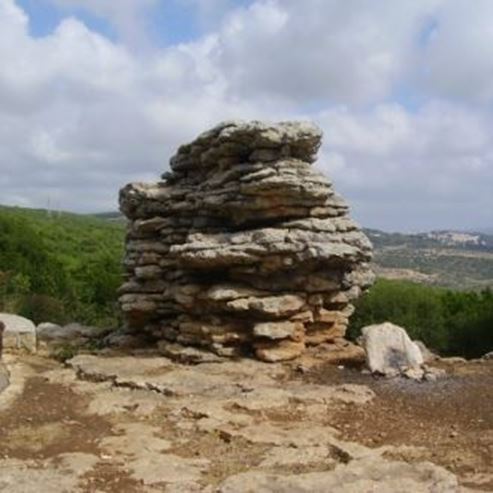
[0, 313, 37, 353]
[361, 322, 423, 376]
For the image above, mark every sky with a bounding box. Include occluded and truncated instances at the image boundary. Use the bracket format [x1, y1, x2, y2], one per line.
[0, 0, 492, 232]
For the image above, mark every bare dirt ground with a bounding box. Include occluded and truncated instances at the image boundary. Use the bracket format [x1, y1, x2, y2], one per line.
[0, 353, 491, 492]
[302, 359, 493, 491]
[0, 372, 139, 491]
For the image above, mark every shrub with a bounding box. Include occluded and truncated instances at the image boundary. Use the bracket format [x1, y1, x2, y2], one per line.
[349, 280, 493, 358]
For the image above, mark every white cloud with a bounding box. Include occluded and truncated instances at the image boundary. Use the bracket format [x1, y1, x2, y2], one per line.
[316, 102, 493, 230]
[0, 0, 492, 232]
[48, 0, 158, 48]
[420, 0, 493, 104]
[211, 0, 440, 106]
[0, 0, 272, 212]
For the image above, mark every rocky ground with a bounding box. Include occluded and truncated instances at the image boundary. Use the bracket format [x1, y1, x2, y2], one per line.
[0, 351, 491, 492]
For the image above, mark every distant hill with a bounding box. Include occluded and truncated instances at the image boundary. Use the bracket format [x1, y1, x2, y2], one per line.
[365, 228, 493, 251]
[365, 228, 493, 290]
[90, 211, 125, 222]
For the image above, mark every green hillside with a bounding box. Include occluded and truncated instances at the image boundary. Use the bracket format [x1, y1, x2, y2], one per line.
[0, 206, 125, 326]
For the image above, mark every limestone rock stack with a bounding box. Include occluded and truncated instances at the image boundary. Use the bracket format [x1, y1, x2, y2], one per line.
[119, 121, 374, 361]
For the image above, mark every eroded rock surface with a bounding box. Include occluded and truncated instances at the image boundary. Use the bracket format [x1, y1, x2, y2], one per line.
[65, 354, 461, 492]
[0, 453, 100, 493]
[118, 121, 374, 361]
[217, 457, 459, 493]
[2, 353, 491, 492]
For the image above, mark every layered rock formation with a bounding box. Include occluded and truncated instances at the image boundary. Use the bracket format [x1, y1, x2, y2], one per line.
[119, 121, 374, 361]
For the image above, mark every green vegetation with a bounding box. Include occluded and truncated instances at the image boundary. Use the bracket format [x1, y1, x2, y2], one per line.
[0, 206, 124, 326]
[349, 279, 493, 358]
[0, 205, 491, 358]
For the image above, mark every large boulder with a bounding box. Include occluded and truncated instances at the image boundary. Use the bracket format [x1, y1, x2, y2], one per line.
[360, 322, 423, 377]
[0, 314, 36, 353]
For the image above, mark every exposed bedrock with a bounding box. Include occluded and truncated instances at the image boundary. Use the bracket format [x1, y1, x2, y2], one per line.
[118, 121, 374, 361]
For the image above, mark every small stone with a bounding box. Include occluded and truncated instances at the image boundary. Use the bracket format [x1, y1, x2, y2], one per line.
[403, 367, 425, 381]
[423, 366, 446, 381]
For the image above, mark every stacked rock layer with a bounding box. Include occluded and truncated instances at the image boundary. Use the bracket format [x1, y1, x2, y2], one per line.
[119, 121, 374, 362]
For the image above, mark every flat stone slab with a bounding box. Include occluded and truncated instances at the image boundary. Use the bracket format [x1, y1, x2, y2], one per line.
[99, 422, 210, 487]
[0, 453, 99, 493]
[218, 455, 459, 493]
[0, 313, 36, 353]
[67, 354, 373, 405]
